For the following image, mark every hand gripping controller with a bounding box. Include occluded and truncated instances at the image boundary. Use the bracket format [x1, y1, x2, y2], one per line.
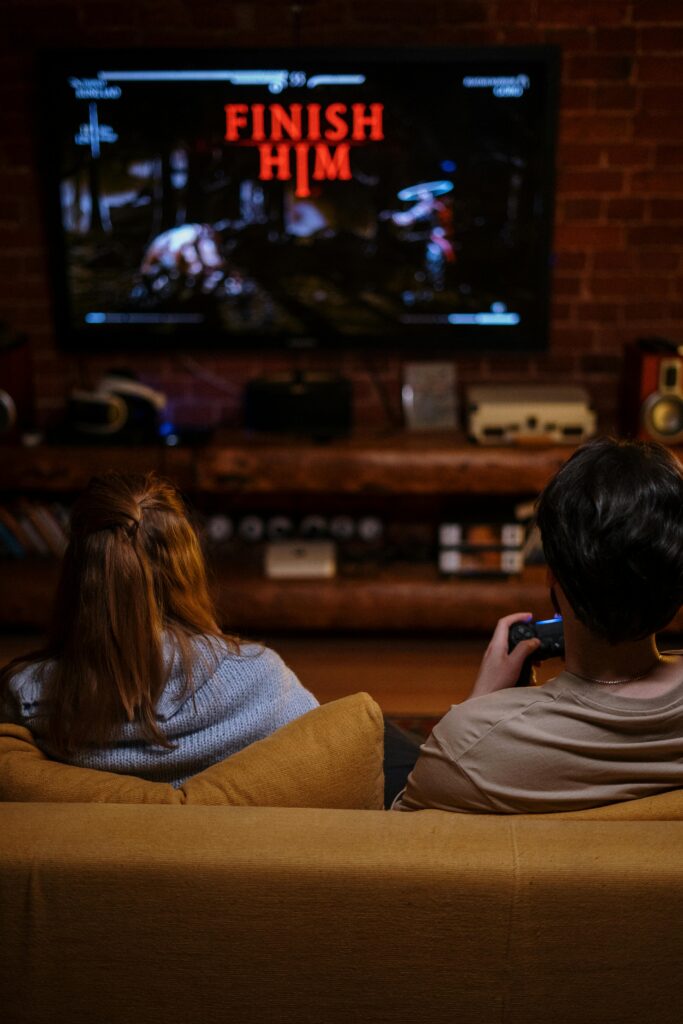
[508, 616, 564, 687]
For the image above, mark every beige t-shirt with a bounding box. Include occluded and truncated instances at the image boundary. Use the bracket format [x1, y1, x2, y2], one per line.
[393, 668, 683, 814]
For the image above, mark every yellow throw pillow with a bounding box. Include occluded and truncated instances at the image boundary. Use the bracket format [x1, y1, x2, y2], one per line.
[0, 722, 180, 804]
[0, 692, 385, 810]
[182, 691, 384, 808]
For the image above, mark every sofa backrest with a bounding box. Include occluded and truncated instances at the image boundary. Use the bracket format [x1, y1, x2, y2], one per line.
[2, 802, 682, 1024]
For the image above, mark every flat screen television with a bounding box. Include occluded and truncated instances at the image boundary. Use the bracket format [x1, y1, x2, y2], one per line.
[41, 48, 559, 353]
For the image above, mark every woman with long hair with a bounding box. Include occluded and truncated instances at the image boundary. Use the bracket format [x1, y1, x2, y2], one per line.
[0, 472, 317, 785]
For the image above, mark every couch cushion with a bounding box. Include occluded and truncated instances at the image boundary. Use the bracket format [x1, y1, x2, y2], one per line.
[529, 788, 683, 820]
[0, 692, 385, 810]
[3, 805, 683, 1024]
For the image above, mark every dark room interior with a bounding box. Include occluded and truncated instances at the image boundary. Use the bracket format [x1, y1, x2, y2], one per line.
[1, 3, 683, 1022]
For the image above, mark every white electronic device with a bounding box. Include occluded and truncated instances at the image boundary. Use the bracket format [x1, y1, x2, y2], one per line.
[264, 540, 337, 580]
[466, 386, 596, 445]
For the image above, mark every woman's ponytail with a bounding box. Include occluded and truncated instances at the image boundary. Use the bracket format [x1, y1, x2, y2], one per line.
[4, 471, 236, 756]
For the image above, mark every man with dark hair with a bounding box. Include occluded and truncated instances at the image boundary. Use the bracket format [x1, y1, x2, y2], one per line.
[394, 438, 683, 814]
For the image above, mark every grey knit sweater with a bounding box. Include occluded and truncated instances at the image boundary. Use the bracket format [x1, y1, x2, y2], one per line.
[1, 635, 318, 786]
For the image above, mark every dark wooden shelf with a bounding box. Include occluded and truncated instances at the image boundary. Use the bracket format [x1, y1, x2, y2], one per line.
[5, 438, 677, 634]
[0, 559, 553, 632]
[0, 436, 574, 495]
[0, 444, 195, 492]
[195, 435, 572, 495]
[4, 560, 683, 634]
[215, 563, 557, 632]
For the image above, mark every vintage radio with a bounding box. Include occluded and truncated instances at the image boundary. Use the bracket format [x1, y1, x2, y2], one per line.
[466, 386, 596, 445]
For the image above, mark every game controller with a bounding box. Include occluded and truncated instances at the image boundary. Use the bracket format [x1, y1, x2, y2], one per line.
[508, 616, 564, 687]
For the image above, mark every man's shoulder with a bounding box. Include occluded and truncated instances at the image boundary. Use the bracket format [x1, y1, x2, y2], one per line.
[433, 682, 562, 761]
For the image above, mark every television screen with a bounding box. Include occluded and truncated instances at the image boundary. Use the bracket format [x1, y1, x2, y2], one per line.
[42, 48, 559, 352]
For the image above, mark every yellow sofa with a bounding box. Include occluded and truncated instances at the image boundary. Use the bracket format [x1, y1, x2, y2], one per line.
[2, 693, 683, 1024]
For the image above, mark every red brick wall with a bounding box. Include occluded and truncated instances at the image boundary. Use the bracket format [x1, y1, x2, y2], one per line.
[1, 0, 682, 433]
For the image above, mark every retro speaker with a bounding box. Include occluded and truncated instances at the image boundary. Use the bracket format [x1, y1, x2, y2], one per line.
[0, 325, 34, 442]
[621, 338, 683, 445]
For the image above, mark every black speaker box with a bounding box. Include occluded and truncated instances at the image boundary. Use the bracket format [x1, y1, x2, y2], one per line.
[245, 372, 352, 439]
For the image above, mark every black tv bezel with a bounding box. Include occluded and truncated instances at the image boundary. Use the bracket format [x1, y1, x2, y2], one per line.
[40, 46, 560, 355]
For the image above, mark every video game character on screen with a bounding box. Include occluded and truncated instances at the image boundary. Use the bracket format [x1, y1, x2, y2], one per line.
[380, 180, 456, 294]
